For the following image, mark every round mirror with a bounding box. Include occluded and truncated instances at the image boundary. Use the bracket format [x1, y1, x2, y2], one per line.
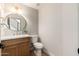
[5, 14, 27, 31]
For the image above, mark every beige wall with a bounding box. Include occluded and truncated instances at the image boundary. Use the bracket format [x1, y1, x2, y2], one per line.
[39, 3, 62, 56]
[62, 3, 78, 56]
[1, 3, 38, 37]
[38, 3, 78, 56]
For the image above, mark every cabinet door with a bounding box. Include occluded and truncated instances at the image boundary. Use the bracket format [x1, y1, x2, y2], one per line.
[18, 42, 30, 56]
[1, 38, 31, 56]
[2, 45, 18, 56]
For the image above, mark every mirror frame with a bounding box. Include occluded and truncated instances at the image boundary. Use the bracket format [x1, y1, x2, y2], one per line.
[5, 13, 27, 32]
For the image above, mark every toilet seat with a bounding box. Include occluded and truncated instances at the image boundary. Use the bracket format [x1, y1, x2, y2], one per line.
[33, 42, 43, 49]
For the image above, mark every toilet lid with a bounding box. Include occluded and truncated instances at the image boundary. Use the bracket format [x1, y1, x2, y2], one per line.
[34, 42, 43, 47]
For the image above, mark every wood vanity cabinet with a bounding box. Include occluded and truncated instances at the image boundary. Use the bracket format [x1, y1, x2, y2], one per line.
[1, 37, 31, 56]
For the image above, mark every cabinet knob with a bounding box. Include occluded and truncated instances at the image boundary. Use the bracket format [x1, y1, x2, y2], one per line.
[0, 43, 5, 49]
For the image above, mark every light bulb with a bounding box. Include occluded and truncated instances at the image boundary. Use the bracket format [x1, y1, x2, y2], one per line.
[10, 5, 22, 14]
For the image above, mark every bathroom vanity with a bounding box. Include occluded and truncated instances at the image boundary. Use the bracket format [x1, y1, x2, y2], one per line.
[1, 35, 32, 56]
[0, 12, 38, 56]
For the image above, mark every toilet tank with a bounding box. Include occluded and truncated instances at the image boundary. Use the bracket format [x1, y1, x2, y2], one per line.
[31, 35, 38, 43]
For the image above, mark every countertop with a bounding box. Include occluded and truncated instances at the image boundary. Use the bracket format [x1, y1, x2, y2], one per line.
[1, 34, 38, 41]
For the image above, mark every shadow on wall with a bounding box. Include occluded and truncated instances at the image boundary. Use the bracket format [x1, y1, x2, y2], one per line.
[37, 37, 42, 42]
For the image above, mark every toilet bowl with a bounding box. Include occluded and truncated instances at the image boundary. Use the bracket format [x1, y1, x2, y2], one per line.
[34, 42, 43, 49]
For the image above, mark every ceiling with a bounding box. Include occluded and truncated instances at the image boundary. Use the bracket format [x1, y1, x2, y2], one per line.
[22, 3, 39, 9]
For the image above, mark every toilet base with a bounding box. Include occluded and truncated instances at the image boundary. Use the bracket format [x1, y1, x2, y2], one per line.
[34, 50, 42, 56]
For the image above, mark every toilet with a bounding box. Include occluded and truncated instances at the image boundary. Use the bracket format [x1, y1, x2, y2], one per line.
[31, 35, 43, 56]
[33, 42, 43, 56]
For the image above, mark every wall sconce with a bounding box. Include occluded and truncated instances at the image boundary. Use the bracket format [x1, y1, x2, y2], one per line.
[0, 4, 4, 17]
[10, 5, 22, 14]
